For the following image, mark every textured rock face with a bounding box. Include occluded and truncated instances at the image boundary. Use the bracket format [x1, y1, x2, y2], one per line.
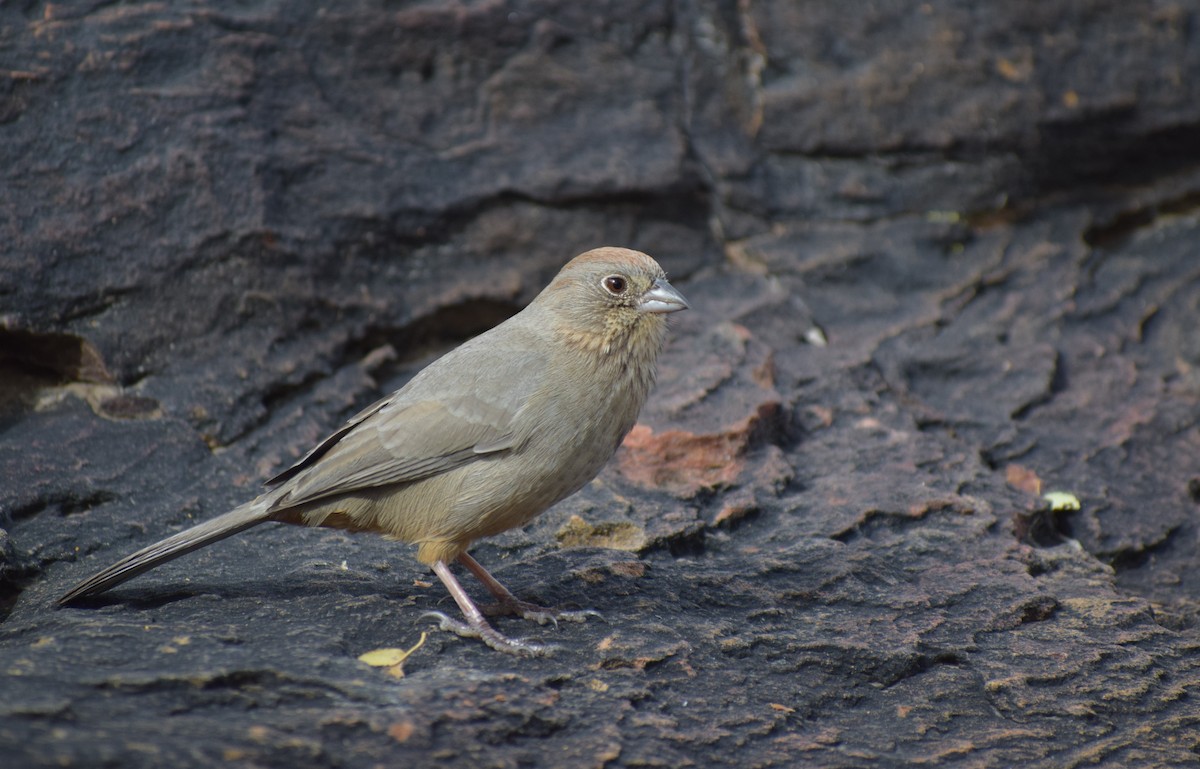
[3, 1, 1199, 766]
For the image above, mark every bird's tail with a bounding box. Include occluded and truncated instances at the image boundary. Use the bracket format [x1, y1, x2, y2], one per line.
[58, 497, 275, 605]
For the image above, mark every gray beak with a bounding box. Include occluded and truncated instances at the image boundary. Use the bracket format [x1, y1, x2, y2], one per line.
[639, 277, 690, 314]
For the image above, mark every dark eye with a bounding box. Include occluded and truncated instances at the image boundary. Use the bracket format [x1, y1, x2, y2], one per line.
[603, 275, 627, 295]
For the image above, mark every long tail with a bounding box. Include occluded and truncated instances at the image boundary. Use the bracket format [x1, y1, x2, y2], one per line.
[58, 497, 275, 605]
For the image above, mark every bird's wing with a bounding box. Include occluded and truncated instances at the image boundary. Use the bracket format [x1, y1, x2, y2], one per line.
[265, 392, 394, 487]
[267, 334, 545, 509]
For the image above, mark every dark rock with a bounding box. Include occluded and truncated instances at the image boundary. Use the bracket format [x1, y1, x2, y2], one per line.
[3, 1, 1200, 767]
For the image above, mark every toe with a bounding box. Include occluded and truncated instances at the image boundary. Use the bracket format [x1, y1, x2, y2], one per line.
[420, 611, 556, 657]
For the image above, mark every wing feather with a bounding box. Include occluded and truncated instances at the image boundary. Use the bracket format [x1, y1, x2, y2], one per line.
[267, 329, 545, 509]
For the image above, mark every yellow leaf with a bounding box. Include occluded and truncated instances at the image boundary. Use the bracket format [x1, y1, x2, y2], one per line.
[357, 633, 427, 678]
[358, 648, 407, 667]
[1043, 491, 1081, 511]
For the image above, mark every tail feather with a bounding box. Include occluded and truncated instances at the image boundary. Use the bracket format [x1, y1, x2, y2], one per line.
[58, 499, 274, 605]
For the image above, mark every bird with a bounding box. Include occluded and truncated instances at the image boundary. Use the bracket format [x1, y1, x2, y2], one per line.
[58, 247, 689, 655]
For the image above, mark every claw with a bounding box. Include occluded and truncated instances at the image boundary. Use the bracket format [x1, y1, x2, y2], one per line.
[553, 608, 604, 624]
[480, 598, 603, 626]
[420, 611, 556, 657]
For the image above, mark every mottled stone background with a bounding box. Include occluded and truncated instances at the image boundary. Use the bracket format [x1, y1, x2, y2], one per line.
[2, 1, 1199, 766]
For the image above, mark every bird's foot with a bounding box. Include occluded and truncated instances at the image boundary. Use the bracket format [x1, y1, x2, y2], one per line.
[420, 611, 557, 656]
[481, 598, 603, 627]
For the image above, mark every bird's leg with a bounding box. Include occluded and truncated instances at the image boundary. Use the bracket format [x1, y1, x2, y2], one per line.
[423, 560, 554, 656]
[457, 552, 601, 626]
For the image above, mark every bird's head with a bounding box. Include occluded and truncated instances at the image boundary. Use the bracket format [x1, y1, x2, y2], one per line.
[536, 247, 689, 356]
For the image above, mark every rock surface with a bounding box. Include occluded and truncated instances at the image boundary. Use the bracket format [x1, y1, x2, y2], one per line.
[3, 1, 1199, 766]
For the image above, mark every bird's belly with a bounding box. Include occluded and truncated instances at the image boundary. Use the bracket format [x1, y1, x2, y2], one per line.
[450, 437, 615, 539]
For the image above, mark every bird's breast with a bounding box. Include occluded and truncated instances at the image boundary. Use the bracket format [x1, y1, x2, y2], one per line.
[440, 344, 659, 541]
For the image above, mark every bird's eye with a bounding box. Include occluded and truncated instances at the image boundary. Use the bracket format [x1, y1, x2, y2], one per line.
[603, 275, 628, 295]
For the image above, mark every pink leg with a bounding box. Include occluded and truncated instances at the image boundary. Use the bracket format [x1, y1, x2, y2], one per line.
[457, 552, 601, 626]
[424, 560, 552, 656]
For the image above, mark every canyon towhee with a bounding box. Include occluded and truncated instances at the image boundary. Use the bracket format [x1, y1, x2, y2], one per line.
[59, 247, 688, 654]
